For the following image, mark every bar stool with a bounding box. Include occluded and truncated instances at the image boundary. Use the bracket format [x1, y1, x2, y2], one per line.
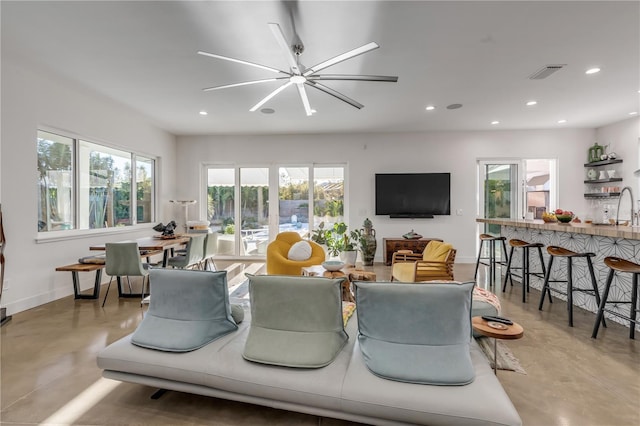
[592, 257, 640, 339]
[538, 246, 605, 328]
[474, 234, 509, 288]
[502, 239, 546, 303]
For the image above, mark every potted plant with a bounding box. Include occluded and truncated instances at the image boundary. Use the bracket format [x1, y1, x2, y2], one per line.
[351, 222, 377, 266]
[310, 221, 327, 244]
[310, 221, 329, 257]
[326, 222, 357, 265]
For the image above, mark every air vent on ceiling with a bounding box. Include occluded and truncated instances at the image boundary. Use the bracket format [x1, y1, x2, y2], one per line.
[528, 64, 566, 80]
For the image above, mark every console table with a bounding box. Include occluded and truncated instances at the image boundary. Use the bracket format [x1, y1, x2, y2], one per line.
[382, 237, 443, 265]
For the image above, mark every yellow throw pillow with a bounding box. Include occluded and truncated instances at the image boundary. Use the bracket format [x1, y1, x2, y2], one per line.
[422, 241, 453, 261]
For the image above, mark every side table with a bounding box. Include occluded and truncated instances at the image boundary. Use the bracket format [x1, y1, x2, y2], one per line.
[471, 316, 524, 374]
[302, 265, 377, 303]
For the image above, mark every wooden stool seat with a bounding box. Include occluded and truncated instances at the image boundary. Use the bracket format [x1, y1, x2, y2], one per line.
[604, 257, 640, 274]
[508, 239, 544, 249]
[546, 246, 595, 258]
[593, 257, 640, 339]
[539, 245, 604, 327]
[503, 239, 546, 303]
[479, 234, 506, 242]
[474, 234, 508, 288]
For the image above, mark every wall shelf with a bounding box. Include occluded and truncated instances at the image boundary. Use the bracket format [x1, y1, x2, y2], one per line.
[583, 159, 623, 167]
[584, 177, 623, 184]
[584, 158, 623, 199]
[584, 193, 621, 199]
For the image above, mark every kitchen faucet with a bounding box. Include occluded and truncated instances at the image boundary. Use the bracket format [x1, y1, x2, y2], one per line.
[615, 186, 636, 226]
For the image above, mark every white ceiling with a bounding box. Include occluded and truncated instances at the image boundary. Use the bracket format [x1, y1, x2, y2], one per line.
[3, 1, 639, 136]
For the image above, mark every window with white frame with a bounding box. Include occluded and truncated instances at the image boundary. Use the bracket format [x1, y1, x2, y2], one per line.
[37, 130, 155, 232]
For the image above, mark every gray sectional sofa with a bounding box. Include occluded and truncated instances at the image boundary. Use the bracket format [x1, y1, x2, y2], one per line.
[97, 270, 522, 426]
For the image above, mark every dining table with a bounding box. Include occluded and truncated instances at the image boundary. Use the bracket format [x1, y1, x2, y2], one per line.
[89, 235, 191, 267]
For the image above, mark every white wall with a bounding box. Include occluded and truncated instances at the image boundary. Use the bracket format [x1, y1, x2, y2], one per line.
[176, 128, 595, 265]
[0, 54, 177, 315]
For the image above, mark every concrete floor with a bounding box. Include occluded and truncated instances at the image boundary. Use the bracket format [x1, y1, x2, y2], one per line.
[1, 262, 638, 425]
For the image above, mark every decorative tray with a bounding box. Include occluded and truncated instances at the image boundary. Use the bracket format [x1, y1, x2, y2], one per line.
[487, 321, 509, 330]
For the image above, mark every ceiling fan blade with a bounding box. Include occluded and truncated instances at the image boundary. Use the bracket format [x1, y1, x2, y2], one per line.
[249, 81, 293, 112]
[307, 74, 398, 82]
[203, 77, 289, 92]
[303, 42, 379, 77]
[295, 83, 313, 116]
[305, 81, 364, 109]
[197, 50, 289, 75]
[268, 23, 301, 75]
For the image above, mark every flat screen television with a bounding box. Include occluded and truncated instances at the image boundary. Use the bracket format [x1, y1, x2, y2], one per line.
[375, 173, 451, 218]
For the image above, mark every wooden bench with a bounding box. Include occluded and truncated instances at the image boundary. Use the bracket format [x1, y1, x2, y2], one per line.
[56, 263, 104, 300]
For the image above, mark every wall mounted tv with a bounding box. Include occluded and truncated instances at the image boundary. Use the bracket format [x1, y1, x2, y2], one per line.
[375, 173, 451, 218]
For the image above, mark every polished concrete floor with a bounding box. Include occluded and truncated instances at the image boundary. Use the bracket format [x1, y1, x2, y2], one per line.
[1, 262, 639, 425]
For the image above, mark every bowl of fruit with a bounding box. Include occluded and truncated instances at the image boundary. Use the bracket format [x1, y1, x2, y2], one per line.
[554, 209, 574, 223]
[541, 211, 557, 223]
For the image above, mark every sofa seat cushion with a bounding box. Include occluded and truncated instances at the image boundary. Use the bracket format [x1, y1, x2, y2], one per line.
[391, 262, 415, 282]
[131, 269, 238, 352]
[354, 281, 475, 385]
[243, 274, 348, 368]
[341, 338, 522, 426]
[99, 308, 360, 414]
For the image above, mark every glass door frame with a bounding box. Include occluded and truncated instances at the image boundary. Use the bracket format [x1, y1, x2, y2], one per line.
[477, 159, 522, 223]
[477, 158, 558, 227]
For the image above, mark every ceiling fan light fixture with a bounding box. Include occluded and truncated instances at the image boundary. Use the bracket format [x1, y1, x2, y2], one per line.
[201, 23, 397, 116]
[249, 81, 293, 112]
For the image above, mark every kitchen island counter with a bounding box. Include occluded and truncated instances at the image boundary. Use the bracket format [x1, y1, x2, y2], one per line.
[477, 218, 639, 331]
[476, 218, 640, 240]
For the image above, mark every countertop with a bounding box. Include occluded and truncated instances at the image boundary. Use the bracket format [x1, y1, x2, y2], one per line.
[476, 218, 640, 240]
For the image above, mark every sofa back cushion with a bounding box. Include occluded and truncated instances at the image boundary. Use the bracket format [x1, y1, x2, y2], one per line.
[243, 274, 348, 368]
[131, 269, 238, 352]
[354, 281, 475, 385]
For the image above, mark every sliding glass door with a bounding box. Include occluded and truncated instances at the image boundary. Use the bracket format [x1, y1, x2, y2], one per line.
[205, 164, 345, 257]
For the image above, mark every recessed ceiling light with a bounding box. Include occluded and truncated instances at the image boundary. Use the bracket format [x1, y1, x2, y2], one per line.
[629, 111, 638, 116]
[260, 108, 275, 114]
[310, 109, 317, 114]
[557, 119, 567, 124]
[491, 121, 500, 125]
[199, 111, 208, 116]
[425, 105, 436, 111]
[585, 68, 601, 75]
[526, 100, 537, 106]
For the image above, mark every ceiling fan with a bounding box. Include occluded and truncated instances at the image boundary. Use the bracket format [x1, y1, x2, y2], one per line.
[198, 23, 398, 116]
